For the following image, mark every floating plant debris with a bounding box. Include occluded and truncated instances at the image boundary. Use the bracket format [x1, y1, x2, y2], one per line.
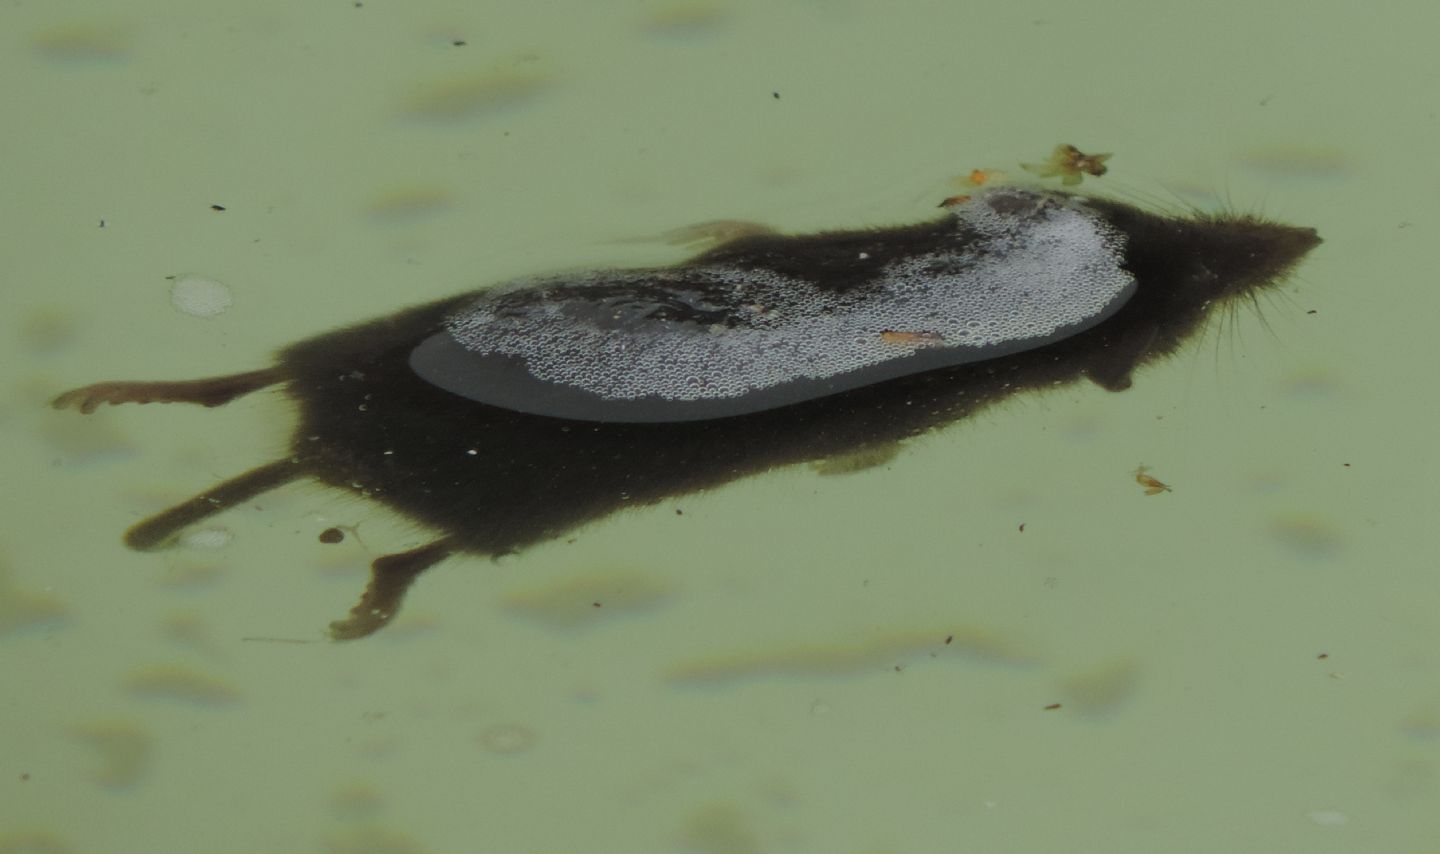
[1021, 144, 1112, 185]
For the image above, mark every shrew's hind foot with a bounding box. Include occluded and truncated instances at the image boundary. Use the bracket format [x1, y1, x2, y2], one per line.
[329, 539, 455, 641]
[124, 459, 305, 551]
[52, 367, 287, 414]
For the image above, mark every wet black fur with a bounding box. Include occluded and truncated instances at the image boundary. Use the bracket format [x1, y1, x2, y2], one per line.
[279, 195, 1318, 556]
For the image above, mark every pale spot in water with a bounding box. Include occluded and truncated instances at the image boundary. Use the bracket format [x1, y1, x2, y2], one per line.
[640, 2, 731, 37]
[1235, 146, 1350, 180]
[33, 23, 131, 63]
[155, 561, 226, 589]
[400, 63, 553, 122]
[0, 559, 68, 636]
[69, 720, 153, 789]
[322, 825, 425, 854]
[20, 308, 78, 355]
[665, 626, 1035, 685]
[170, 275, 233, 318]
[0, 828, 73, 852]
[121, 663, 241, 706]
[676, 803, 761, 854]
[329, 781, 385, 820]
[1058, 658, 1142, 717]
[160, 613, 218, 655]
[1278, 368, 1343, 400]
[478, 722, 537, 755]
[365, 186, 455, 224]
[1397, 707, 1440, 741]
[35, 398, 136, 463]
[1268, 514, 1342, 559]
[1305, 809, 1348, 827]
[179, 527, 232, 549]
[501, 569, 674, 629]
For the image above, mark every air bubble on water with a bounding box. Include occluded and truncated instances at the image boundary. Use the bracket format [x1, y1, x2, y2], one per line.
[170, 275, 233, 318]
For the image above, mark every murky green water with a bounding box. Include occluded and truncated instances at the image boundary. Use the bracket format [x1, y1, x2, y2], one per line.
[4, 1, 1437, 851]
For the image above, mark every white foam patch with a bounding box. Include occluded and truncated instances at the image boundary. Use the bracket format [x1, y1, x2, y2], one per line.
[444, 188, 1132, 402]
[170, 275, 233, 318]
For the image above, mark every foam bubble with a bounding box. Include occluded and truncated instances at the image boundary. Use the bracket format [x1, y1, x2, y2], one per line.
[170, 275, 233, 318]
[443, 187, 1132, 403]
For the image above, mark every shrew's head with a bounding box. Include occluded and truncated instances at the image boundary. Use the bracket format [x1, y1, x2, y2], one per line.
[1088, 197, 1321, 364]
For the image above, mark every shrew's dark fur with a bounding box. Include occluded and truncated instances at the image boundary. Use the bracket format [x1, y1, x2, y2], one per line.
[52, 191, 1319, 638]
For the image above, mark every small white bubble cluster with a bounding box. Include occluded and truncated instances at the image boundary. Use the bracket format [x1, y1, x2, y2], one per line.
[169, 275, 233, 318]
[179, 527, 232, 549]
[444, 188, 1133, 402]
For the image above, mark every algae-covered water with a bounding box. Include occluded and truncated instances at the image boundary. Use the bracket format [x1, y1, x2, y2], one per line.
[3, 2, 1437, 851]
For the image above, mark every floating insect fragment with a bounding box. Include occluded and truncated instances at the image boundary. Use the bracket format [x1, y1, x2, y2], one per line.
[879, 330, 945, 347]
[955, 168, 1007, 188]
[1134, 465, 1172, 495]
[1022, 144, 1112, 186]
[942, 167, 1008, 207]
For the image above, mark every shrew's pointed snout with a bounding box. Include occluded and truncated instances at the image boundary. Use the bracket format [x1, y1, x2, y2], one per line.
[1183, 216, 1322, 299]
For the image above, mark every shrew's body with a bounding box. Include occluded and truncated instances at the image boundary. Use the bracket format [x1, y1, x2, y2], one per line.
[53, 188, 1320, 638]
